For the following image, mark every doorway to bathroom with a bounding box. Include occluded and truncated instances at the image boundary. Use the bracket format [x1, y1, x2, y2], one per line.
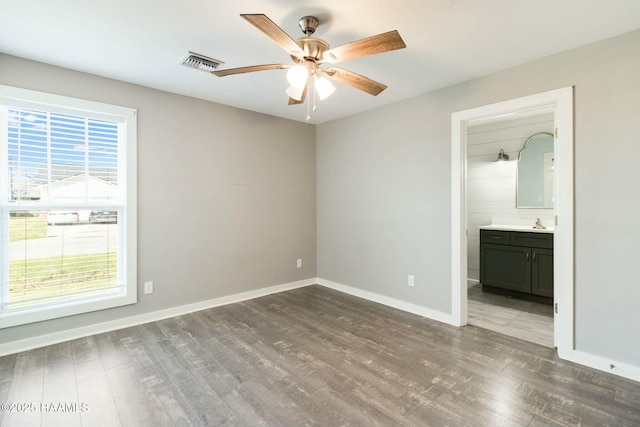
[466, 109, 555, 347]
[451, 87, 574, 357]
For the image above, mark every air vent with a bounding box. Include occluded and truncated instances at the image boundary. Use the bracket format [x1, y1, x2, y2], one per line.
[180, 52, 224, 73]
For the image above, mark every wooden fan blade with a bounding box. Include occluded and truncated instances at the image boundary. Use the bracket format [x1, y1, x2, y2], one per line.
[323, 30, 406, 63]
[323, 67, 387, 96]
[288, 81, 309, 105]
[241, 14, 304, 57]
[212, 64, 288, 77]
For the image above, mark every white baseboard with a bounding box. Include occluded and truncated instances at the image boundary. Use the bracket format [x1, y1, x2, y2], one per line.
[563, 349, 640, 383]
[316, 277, 456, 326]
[0, 278, 316, 357]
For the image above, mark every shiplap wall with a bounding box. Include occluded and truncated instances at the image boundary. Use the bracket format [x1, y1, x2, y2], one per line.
[466, 114, 555, 281]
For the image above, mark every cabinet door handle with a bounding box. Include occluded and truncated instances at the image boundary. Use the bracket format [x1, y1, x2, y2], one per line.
[526, 252, 530, 261]
[533, 252, 537, 262]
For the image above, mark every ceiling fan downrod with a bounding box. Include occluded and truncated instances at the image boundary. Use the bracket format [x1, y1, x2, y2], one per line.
[298, 16, 319, 36]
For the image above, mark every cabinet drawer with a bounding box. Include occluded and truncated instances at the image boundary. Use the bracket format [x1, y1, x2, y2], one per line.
[480, 230, 510, 244]
[510, 232, 553, 249]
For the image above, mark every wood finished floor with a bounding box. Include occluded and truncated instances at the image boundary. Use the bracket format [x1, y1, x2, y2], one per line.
[1, 285, 639, 427]
[467, 282, 554, 348]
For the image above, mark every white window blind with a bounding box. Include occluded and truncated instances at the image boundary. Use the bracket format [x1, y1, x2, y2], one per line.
[0, 85, 137, 328]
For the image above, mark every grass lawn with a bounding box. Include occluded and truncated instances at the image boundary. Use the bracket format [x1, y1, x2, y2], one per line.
[9, 252, 118, 304]
[9, 216, 48, 242]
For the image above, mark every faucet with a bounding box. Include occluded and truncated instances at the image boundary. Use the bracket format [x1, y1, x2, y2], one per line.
[534, 218, 546, 229]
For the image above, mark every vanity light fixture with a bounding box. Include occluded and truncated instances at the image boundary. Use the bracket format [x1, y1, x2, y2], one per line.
[495, 148, 510, 162]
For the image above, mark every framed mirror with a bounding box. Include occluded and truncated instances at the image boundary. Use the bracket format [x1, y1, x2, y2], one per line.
[517, 132, 554, 208]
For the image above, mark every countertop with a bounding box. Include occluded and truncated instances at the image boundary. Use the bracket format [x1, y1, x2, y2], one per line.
[479, 224, 554, 234]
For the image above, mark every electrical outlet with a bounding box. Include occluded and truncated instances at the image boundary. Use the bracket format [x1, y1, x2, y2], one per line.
[408, 275, 415, 287]
[144, 281, 154, 294]
[297, 258, 303, 268]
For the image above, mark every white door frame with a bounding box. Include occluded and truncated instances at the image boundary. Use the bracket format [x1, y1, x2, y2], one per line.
[451, 87, 574, 358]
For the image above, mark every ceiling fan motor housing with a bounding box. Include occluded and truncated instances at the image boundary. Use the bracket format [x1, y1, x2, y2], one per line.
[292, 37, 330, 63]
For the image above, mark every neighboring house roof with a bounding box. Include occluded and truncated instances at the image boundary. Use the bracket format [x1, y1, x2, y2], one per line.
[34, 164, 117, 185]
[11, 164, 117, 201]
[37, 173, 118, 203]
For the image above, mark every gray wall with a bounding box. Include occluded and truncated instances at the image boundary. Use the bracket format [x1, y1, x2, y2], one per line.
[317, 29, 640, 365]
[0, 54, 317, 344]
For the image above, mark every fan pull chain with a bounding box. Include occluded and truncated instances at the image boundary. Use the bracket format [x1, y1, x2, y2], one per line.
[312, 73, 318, 112]
[306, 72, 314, 121]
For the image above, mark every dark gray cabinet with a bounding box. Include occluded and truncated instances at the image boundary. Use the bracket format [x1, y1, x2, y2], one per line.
[480, 229, 553, 298]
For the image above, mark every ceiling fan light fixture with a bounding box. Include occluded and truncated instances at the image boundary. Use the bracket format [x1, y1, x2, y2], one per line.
[285, 85, 305, 101]
[315, 76, 336, 100]
[287, 65, 308, 88]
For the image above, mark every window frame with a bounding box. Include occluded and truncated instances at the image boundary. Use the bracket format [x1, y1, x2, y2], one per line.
[0, 84, 137, 328]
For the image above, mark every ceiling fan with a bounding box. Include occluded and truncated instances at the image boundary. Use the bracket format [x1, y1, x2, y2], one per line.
[213, 14, 406, 108]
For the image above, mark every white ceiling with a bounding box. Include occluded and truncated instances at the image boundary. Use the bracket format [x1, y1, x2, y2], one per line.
[1, 1, 640, 124]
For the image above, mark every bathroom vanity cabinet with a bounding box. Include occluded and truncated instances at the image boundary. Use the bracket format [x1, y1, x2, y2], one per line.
[479, 228, 553, 299]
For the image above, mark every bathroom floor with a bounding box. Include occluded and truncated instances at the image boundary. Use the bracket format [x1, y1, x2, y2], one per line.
[467, 281, 554, 348]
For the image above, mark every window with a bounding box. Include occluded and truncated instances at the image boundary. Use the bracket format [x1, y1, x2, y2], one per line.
[0, 85, 137, 328]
